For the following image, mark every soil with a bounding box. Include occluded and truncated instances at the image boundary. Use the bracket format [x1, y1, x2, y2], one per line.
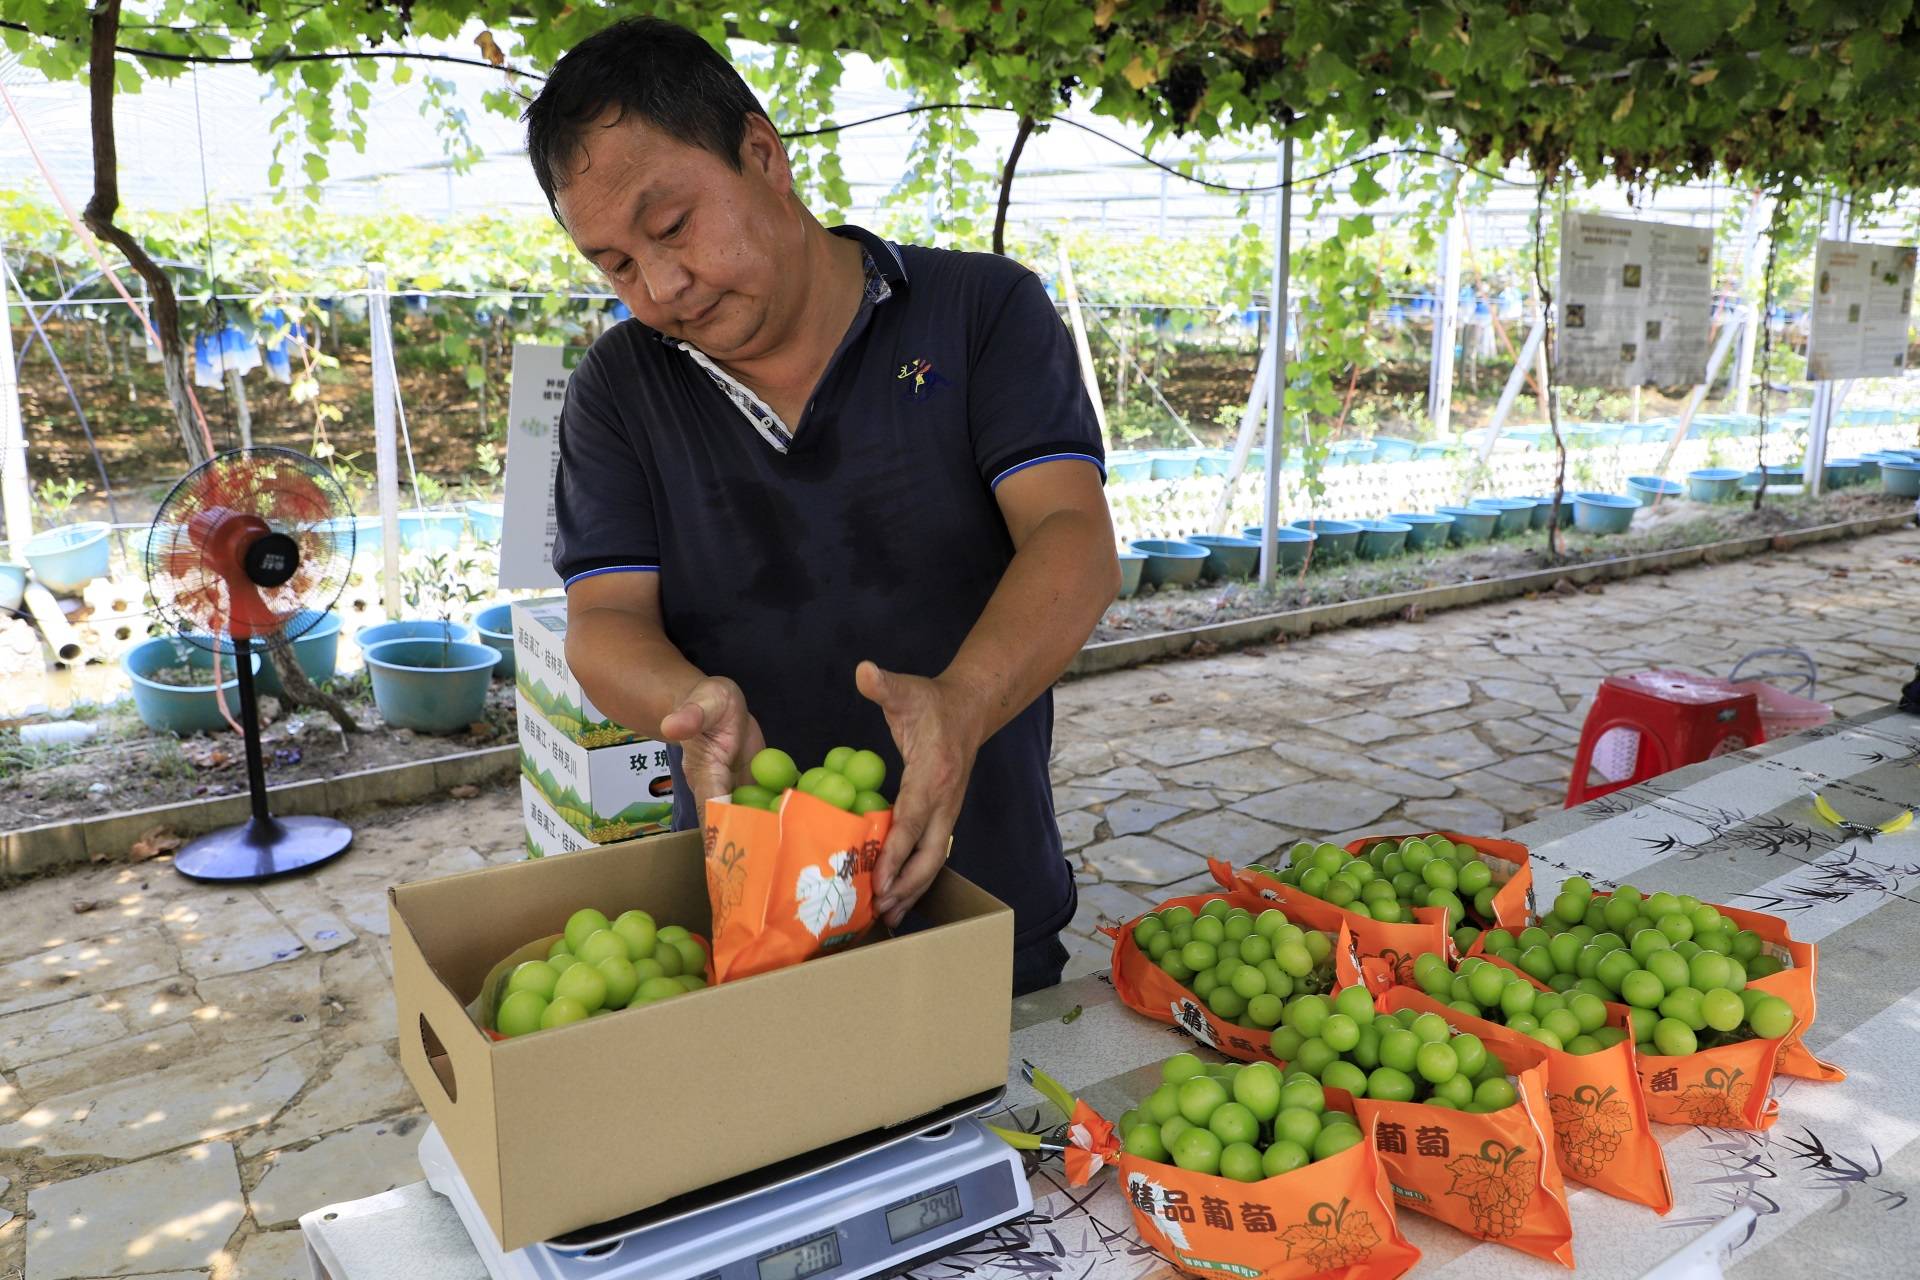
[1093, 488, 1914, 644]
[0, 669, 517, 830]
[140, 664, 215, 688]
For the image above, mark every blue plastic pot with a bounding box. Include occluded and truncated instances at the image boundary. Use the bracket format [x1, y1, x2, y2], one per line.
[1386, 512, 1454, 551]
[1370, 436, 1418, 463]
[471, 602, 516, 679]
[315, 515, 383, 561]
[1413, 442, 1456, 461]
[1626, 475, 1684, 505]
[0, 561, 25, 613]
[1107, 453, 1154, 485]
[1241, 526, 1317, 571]
[398, 510, 465, 553]
[356, 618, 478, 652]
[1470, 497, 1536, 537]
[1509, 496, 1555, 531]
[1353, 519, 1412, 559]
[362, 638, 502, 734]
[1117, 549, 1147, 598]
[23, 521, 112, 595]
[464, 501, 504, 543]
[1147, 451, 1200, 481]
[1687, 469, 1745, 502]
[1188, 534, 1261, 581]
[1192, 449, 1235, 477]
[1129, 538, 1210, 588]
[1435, 506, 1498, 545]
[1880, 459, 1920, 497]
[124, 636, 263, 735]
[1328, 440, 1378, 467]
[1288, 519, 1361, 566]
[189, 610, 345, 698]
[1572, 492, 1639, 535]
[1615, 425, 1647, 445]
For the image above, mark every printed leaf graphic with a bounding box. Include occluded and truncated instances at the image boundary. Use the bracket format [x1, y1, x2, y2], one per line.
[794, 851, 857, 937]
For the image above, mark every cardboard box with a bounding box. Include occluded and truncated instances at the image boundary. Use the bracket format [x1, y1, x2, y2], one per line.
[510, 596, 640, 748]
[516, 690, 674, 842]
[518, 775, 599, 859]
[390, 831, 1014, 1251]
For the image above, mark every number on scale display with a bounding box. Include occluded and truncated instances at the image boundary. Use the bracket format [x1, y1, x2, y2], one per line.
[885, 1184, 965, 1244]
[756, 1232, 840, 1280]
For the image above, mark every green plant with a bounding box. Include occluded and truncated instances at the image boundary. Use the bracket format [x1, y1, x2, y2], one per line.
[412, 473, 449, 509]
[35, 476, 87, 523]
[401, 550, 490, 663]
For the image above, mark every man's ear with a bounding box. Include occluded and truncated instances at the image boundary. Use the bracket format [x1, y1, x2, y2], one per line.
[740, 114, 794, 195]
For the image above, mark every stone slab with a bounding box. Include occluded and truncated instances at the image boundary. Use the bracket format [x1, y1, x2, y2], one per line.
[1109, 725, 1267, 768]
[1373, 728, 1501, 778]
[1230, 779, 1397, 837]
[1402, 797, 1508, 835]
[240, 1042, 415, 1158]
[1055, 810, 1101, 851]
[1313, 712, 1412, 745]
[1153, 809, 1287, 864]
[1078, 836, 1210, 888]
[247, 1115, 427, 1230]
[1067, 883, 1158, 937]
[1102, 799, 1183, 837]
[1266, 741, 1458, 800]
[227, 1228, 313, 1280]
[0, 993, 127, 1072]
[25, 1142, 242, 1280]
[159, 893, 307, 979]
[1164, 750, 1313, 794]
[14, 1022, 201, 1100]
[0, 928, 179, 1019]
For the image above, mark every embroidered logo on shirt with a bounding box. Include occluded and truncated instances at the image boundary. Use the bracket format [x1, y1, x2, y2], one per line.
[897, 357, 951, 403]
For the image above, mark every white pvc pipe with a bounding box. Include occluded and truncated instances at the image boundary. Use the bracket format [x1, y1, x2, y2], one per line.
[367, 264, 403, 617]
[0, 253, 32, 553]
[1259, 139, 1293, 590]
[24, 580, 84, 664]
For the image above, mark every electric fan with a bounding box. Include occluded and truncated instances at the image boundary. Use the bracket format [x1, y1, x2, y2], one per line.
[145, 446, 357, 881]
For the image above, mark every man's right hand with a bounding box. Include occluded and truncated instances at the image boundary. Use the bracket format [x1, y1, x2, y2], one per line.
[658, 675, 766, 828]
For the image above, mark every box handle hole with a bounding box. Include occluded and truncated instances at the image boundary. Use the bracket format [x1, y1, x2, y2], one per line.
[419, 1013, 457, 1103]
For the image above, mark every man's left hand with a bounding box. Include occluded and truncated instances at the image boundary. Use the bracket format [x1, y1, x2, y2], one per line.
[855, 660, 986, 928]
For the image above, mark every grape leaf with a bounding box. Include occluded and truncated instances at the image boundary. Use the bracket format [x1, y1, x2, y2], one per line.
[1446, 1152, 1500, 1200]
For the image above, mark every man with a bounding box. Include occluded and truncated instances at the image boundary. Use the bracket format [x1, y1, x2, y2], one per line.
[525, 18, 1118, 994]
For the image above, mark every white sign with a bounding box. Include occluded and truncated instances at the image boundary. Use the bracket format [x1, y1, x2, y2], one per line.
[1555, 212, 1714, 388]
[497, 343, 583, 591]
[1805, 238, 1916, 381]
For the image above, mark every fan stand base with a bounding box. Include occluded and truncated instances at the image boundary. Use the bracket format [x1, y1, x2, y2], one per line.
[174, 815, 354, 883]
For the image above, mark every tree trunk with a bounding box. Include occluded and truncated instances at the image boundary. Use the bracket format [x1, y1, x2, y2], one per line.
[991, 113, 1035, 256]
[262, 629, 362, 733]
[81, 0, 209, 470]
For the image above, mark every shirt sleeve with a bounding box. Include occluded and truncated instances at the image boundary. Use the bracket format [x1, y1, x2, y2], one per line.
[549, 344, 662, 588]
[966, 268, 1107, 490]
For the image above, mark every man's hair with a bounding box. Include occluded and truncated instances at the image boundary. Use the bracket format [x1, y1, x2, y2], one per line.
[524, 18, 770, 209]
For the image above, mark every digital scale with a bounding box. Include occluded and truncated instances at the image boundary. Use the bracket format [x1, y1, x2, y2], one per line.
[418, 1088, 1033, 1280]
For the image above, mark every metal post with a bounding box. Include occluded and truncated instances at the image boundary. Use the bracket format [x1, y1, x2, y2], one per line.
[1259, 139, 1293, 590]
[1732, 303, 1758, 415]
[225, 366, 253, 448]
[0, 253, 31, 553]
[1210, 337, 1274, 533]
[1480, 309, 1546, 458]
[1805, 196, 1852, 498]
[367, 265, 403, 617]
[1428, 215, 1462, 437]
[1157, 172, 1168, 238]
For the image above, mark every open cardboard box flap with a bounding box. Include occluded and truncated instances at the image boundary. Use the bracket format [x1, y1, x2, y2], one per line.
[389, 829, 1014, 1251]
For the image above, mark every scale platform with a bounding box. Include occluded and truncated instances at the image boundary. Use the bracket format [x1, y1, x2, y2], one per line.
[419, 1088, 1033, 1280]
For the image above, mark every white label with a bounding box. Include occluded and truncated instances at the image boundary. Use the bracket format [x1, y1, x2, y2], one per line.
[1806, 238, 1917, 380]
[1555, 212, 1714, 388]
[498, 343, 581, 591]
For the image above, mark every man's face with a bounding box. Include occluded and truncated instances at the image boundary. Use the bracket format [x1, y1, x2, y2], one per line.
[554, 111, 800, 361]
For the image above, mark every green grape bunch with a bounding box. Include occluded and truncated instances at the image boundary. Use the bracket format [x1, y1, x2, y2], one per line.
[1114, 1051, 1368, 1182]
[1246, 834, 1503, 949]
[1132, 899, 1337, 1032]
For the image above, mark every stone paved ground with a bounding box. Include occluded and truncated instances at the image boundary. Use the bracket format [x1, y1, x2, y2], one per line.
[1, 525, 1915, 1278]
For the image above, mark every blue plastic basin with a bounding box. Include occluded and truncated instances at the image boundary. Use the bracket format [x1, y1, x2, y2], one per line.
[1353, 519, 1413, 559]
[1188, 534, 1261, 581]
[23, 521, 112, 595]
[1880, 459, 1920, 497]
[1117, 550, 1147, 598]
[1370, 436, 1418, 463]
[0, 561, 25, 613]
[1240, 526, 1317, 571]
[1193, 450, 1235, 477]
[1129, 538, 1210, 588]
[1414, 442, 1457, 461]
[1470, 497, 1536, 537]
[1435, 506, 1498, 544]
[1385, 512, 1454, 551]
[316, 515, 382, 560]
[1288, 519, 1362, 566]
[1573, 492, 1639, 535]
[356, 618, 478, 652]
[464, 501, 504, 543]
[1148, 451, 1200, 482]
[1328, 441, 1378, 467]
[471, 602, 516, 679]
[1626, 476, 1684, 505]
[124, 636, 264, 735]
[1107, 454, 1154, 485]
[189, 610, 345, 699]
[398, 510, 465, 553]
[362, 638, 502, 734]
[1687, 468, 1745, 502]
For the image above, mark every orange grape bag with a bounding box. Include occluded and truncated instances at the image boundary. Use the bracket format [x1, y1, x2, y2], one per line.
[1352, 990, 1576, 1267]
[1376, 986, 1672, 1214]
[1104, 886, 1339, 1064]
[702, 790, 890, 982]
[1071, 1101, 1421, 1280]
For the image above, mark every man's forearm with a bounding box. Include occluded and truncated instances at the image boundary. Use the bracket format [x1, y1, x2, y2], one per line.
[564, 605, 708, 737]
[940, 509, 1120, 746]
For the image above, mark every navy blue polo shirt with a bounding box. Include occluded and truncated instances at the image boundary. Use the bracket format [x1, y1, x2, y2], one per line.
[550, 225, 1105, 953]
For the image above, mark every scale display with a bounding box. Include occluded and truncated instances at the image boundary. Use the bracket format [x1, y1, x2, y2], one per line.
[885, 1185, 964, 1244]
[756, 1232, 840, 1280]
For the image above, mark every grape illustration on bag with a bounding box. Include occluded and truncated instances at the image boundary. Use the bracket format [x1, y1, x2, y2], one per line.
[1445, 1140, 1537, 1239]
[1549, 1085, 1634, 1180]
[1279, 1197, 1385, 1271]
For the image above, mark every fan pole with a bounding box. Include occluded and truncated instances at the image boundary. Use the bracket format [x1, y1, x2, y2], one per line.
[233, 634, 273, 826]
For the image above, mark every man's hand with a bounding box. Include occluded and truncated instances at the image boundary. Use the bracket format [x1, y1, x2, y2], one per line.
[658, 675, 765, 830]
[856, 660, 986, 928]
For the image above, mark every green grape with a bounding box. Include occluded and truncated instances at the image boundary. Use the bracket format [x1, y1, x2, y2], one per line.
[1652, 1018, 1697, 1056]
[1366, 1067, 1417, 1103]
[1269, 1026, 1305, 1060]
[1321, 1060, 1369, 1096]
[1702, 988, 1745, 1032]
[1629, 929, 1673, 964]
[1294, 1037, 1339, 1076]
[1415, 1041, 1459, 1084]
[1171, 1127, 1224, 1174]
[1499, 980, 1537, 1019]
[1193, 915, 1226, 945]
[1451, 1033, 1488, 1079]
[1748, 954, 1786, 980]
[1541, 1009, 1582, 1044]
[1350, 1023, 1382, 1070]
[1747, 995, 1794, 1039]
[1528, 1026, 1564, 1051]
[1569, 992, 1608, 1033]
[1209, 987, 1249, 1020]
[1314, 1125, 1364, 1160]
[1278, 1077, 1326, 1114]
[1261, 1140, 1310, 1176]
[1123, 1123, 1168, 1160]
[1321, 1013, 1361, 1052]
[1517, 946, 1557, 982]
[1621, 969, 1665, 1008]
[1209, 1101, 1260, 1146]
[1378, 1029, 1420, 1073]
[1431, 1073, 1475, 1107]
[1647, 949, 1691, 993]
[1286, 995, 1331, 1038]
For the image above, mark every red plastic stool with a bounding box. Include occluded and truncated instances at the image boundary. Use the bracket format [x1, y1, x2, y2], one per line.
[1564, 670, 1768, 807]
